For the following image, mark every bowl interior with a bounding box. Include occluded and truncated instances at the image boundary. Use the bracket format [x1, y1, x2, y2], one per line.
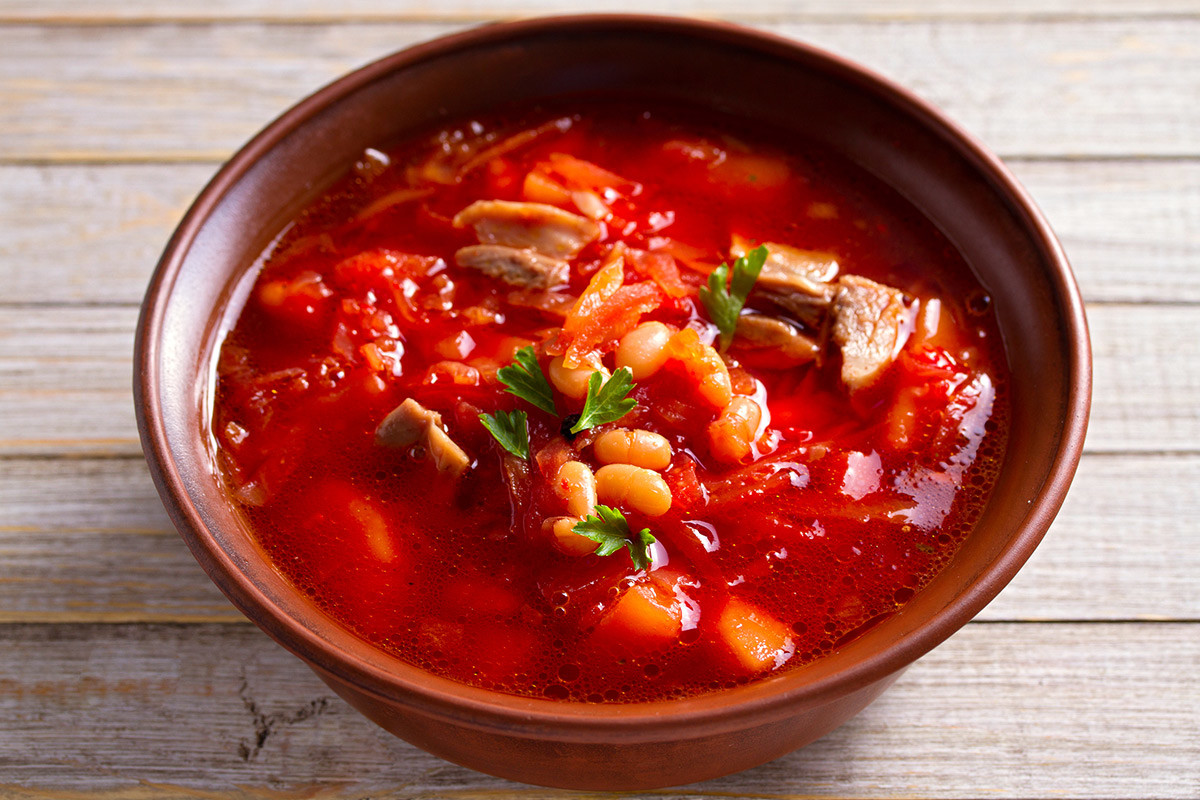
[140, 16, 1089, 731]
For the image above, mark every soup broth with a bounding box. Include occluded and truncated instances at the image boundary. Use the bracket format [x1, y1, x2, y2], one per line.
[213, 102, 1008, 703]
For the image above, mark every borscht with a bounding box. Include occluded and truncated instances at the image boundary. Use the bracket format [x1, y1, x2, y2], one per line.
[212, 103, 1009, 703]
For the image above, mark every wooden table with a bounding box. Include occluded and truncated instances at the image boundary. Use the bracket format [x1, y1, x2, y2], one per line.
[2, 2, 1197, 797]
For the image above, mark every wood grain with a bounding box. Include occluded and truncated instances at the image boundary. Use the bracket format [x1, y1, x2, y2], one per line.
[2, 18, 1198, 162]
[1, 303, 1189, 457]
[1, 452, 1196, 624]
[0, 3, 1196, 798]
[4, 159, 1198, 307]
[1008, 159, 1200, 304]
[3, 0, 1199, 22]
[0, 305, 138, 457]
[0, 164, 214, 305]
[0, 622, 1194, 798]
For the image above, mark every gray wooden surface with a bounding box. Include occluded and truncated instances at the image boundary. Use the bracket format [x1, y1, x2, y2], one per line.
[1, 2, 1197, 797]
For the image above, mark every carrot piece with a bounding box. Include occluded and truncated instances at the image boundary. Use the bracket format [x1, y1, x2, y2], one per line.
[627, 249, 687, 298]
[716, 597, 795, 674]
[562, 282, 664, 368]
[563, 256, 625, 336]
[596, 581, 683, 646]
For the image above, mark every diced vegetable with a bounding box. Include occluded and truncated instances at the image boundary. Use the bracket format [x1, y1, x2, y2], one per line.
[716, 598, 795, 673]
[595, 580, 682, 646]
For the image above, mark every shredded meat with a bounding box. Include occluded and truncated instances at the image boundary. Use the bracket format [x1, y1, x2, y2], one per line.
[731, 314, 820, 366]
[454, 200, 601, 260]
[376, 398, 470, 477]
[830, 275, 911, 390]
[455, 244, 569, 290]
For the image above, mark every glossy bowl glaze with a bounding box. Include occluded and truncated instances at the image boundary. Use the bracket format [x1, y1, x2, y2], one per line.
[135, 15, 1091, 790]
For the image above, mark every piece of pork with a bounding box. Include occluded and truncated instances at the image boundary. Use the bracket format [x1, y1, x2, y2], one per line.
[757, 289, 832, 328]
[830, 275, 912, 391]
[731, 236, 838, 296]
[376, 398, 471, 477]
[455, 244, 569, 290]
[454, 200, 601, 260]
[731, 313, 820, 366]
[731, 236, 837, 325]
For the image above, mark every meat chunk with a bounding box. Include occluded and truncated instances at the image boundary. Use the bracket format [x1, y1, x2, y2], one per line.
[731, 313, 820, 366]
[757, 289, 832, 328]
[375, 398, 433, 448]
[376, 398, 471, 477]
[455, 244, 569, 290]
[426, 424, 472, 477]
[731, 236, 837, 325]
[453, 200, 600, 260]
[731, 235, 838, 298]
[830, 275, 912, 390]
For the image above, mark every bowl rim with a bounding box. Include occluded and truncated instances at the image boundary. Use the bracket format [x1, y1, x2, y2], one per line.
[135, 13, 1092, 740]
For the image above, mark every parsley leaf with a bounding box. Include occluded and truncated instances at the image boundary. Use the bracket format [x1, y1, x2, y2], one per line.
[496, 345, 556, 416]
[698, 244, 768, 350]
[569, 367, 636, 434]
[573, 505, 657, 570]
[478, 409, 530, 459]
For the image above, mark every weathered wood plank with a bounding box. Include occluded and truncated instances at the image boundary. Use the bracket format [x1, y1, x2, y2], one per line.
[1, 303, 1188, 456]
[3, 159, 1197, 307]
[984, 452, 1200, 621]
[2, 0, 1198, 22]
[1, 19, 1198, 161]
[0, 305, 139, 457]
[1, 451, 1196, 623]
[0, 622, 1194, 798]
[1008, 159, 1200, 304]
[0, 164, 213, 305]
[0, 458, 242, 623]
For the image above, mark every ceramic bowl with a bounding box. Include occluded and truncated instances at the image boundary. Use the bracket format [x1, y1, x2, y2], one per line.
[135, 15, 1091, 790]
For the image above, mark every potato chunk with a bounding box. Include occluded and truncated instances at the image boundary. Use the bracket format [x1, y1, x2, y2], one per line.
[716, 598, 795, 674]
[596, 581, 683, 647]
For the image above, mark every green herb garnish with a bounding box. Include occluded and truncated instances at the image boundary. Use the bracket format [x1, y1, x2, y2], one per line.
[496, 345, 556, 416]
[573, 505, 656, 570]
[478, 409, 530, 459]
[569, 367, 636, 434]
[698, 244, 768, 350]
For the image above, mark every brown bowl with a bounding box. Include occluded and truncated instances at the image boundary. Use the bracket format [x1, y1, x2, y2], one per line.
[135, 15, 1091, 790]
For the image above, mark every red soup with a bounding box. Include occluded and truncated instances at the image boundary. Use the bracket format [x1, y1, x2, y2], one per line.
[213, 103, 1009, 703]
